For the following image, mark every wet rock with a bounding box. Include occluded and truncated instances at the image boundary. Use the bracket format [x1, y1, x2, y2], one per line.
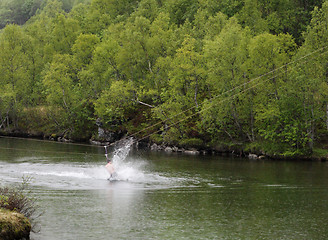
[165, 147, 173, 152]
[151, 143, 159, 151]
[90, 140, 102, 145]
[97, 128, 116, 142]
[184, 149, 200, 155]
[57, 137, 72, 143]
[172, 146, 179, 152]
[177, 148, 185, 153]
[248, 153, 258, 160]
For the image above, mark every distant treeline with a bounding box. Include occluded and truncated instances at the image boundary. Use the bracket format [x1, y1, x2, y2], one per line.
[0, 0, 89, 28]
[0, 0, 327, 157]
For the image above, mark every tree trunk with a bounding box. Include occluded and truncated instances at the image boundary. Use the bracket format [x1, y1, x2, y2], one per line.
[326, 103, 328, 131]
[194, 76, 198, 108]
[309, 104, 314, 150]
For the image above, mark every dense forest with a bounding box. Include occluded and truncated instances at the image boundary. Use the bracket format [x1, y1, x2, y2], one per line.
[0, 0, 328, 157]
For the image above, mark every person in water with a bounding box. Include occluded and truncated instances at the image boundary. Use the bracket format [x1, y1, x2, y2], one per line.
[105, 159, 116, 179]
[104, 147, 117, 179]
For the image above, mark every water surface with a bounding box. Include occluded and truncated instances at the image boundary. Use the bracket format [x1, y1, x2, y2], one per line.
[1, 137, 328, 239]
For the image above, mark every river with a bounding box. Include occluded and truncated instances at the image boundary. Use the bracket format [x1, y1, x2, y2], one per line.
[1, 137, 328, 239]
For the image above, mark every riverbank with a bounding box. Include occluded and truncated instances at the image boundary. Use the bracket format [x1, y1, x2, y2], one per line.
[1, 129, 328, 161]
[138, 140, 328, 162]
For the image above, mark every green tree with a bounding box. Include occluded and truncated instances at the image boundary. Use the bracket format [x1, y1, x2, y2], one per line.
[248, 33, 313, 155]
[0, 0, 43, 28]
[42, 54, 84, 136]
[72, 33, 100, 67]
[131, 0, 159, 22]
[152, 36, 206, 142]
[237, 0, 268, 35]
[78, 33, 121, 100]
[286, 0, 328, 151]
[164, 0, 199, 25]
[51, 13, 80, 54]
[94, 80, 135, 127]
[0, 24, 36, 128]
[202, 18, 251, 142]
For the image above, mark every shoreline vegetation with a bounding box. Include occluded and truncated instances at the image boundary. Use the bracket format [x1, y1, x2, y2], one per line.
[1, 129, 327, 161]
[0, 180, 40, 240]
[0, 209, 31, 240]
[1, 0, 328, 161]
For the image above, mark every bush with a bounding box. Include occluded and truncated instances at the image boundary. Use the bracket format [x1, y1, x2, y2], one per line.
[0, 178, 42, 232]
[179, 138, 204, 149]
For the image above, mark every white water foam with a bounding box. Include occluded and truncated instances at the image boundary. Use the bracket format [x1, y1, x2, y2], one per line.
[107, 139, 190, 187]
[0, 139, 198, 190]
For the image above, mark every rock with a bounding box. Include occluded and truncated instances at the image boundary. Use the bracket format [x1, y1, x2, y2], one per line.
[97, 127, 116, 142]
[165, 147, 173, 152]
[151, 143, 159, 151]
[57, 137, 72, 143]
[177, 148, 185, 153]
[184, 150, 200, 155]
[89, 140, 102, 145]
[200, 150, 207, 155]
[172, 146, 179, 152]
[0, 209, 31, 240]
[248, 153, 258, 160]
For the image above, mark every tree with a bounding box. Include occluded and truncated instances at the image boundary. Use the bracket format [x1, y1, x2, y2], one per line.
[0, 0, 43, 28]
[151, 36, 206, 142]
[164, 0, 199, 25]
[237, 0, 268, 35]
[94, 80, 135, 127]
[42, 54, 84, 136]
[0, 24, 35, 128]
[202, 18, 253, 140]
[51, 13, 80, 54]
[286, 0, 328, 151]
[78, 33, 121, 100]
[131, 0, 159, 22]
[72, 33, 100, 66]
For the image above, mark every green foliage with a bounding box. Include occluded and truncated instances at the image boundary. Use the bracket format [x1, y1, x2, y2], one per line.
[0, 0, 88, 29]
[0, 178, 41, 232]
[0, 0, 327, 156]
[94, 81, 136, 126]
[72, 33, 100, 66]
[164, 0, 199, 25]
[179, 138, 204, 148]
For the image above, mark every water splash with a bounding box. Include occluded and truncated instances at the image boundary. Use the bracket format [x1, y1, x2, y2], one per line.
[0, 138, 199, 190]
[111, 138, 134, 164]
[108, 138, 136, 180]
[105, 138, 198, 187]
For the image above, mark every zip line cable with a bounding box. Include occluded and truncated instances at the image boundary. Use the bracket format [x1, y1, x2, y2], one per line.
[115, 45, 328, 145]
[134, 47, 328, 144]
[115, 46, 328, 144]
[0, 146, 102, 156]
[0, 135, 100, 148]
[0, 46, 327, 156]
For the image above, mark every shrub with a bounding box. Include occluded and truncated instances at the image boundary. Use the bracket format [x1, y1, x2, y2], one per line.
[179, 138, 204, 149]
[0, 178, 42, 232]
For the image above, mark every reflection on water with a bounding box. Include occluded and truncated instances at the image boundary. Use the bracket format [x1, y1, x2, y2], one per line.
[1, 137, 328, 239]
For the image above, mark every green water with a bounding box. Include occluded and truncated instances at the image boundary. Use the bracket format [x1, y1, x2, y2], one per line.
[1, 137, 328, 239]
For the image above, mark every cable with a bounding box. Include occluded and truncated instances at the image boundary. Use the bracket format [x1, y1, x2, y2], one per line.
[0, 146, 102, 156]
[134, 47, 328, 143]
[1, 46, 327, 152]
[0, 135, 98, 147]
[114, 46, 328, 145]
